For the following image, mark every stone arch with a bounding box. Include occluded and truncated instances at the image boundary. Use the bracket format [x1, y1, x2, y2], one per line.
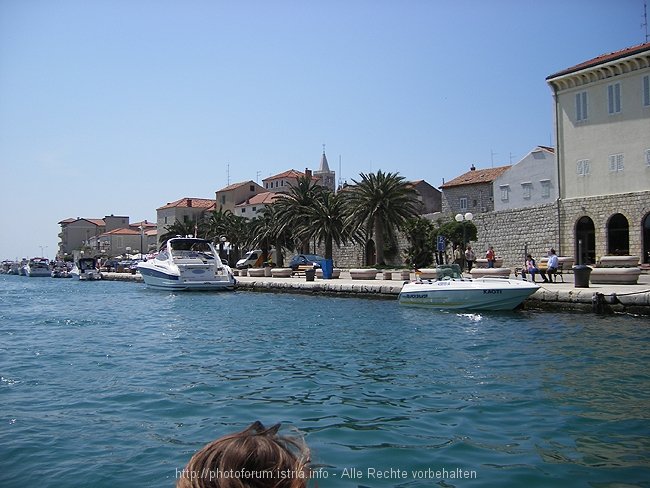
[607, 213, 629, 255]
[575, 216, 596, 265]
[643, 213, 650, 265]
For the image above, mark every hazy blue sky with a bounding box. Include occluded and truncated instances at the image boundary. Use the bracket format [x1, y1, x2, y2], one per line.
[0, 0, 645, 260]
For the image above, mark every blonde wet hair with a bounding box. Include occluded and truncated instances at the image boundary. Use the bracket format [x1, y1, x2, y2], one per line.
[176, 421, 310, 488]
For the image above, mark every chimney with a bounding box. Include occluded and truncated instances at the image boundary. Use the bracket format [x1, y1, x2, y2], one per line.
[305, 168, 312, 177]
[470, 165, 476, 171]
[187, 199, 192, 207]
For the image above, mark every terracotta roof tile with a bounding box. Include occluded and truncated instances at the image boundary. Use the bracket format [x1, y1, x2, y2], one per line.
[58, 218, 76, 224]
[216, 180, 259, 192]
[263, 169, 305, 181]
[103, 228, 140, 236]
[440, 165, 511, 188]
[546, 42, 650, 80]
[235, 192, 281, 207]
[156, 197, 216, 211]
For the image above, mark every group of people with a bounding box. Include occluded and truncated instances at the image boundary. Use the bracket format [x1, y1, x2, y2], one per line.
[453, 244, 496, 271]
[521, 248, 559, 283]
[452, 244, 560, 284]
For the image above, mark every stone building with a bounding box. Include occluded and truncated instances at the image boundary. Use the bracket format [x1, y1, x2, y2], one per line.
[546, 41, 650, 264]
[156, 197, 215, 245]
[57, 215, 130, 258]
[215, 181, 265, 214]
[440, 165, 510, 215]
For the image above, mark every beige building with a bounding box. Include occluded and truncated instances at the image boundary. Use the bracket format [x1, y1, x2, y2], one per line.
[546, 41, 650, 264]
[156, 197, 216, 245]
[262, 169, 317, 194]
[57, 215, 130, 258]
[215, 181, 265, 214]
[234, 191, 280, 219]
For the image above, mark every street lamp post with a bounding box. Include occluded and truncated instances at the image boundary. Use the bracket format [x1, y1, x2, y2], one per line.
[455, 212, 473, 269]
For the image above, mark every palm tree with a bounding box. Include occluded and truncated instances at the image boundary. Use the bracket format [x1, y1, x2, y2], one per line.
[274, 174, 325, 253]
[343, 170, 420, 265]
[297, 190, 349, 260]
[158, 219, 199, 245]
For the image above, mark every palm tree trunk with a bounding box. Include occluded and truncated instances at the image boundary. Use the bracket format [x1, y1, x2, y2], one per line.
[375, 220, 384, 265]
[325, 235, 333, 260]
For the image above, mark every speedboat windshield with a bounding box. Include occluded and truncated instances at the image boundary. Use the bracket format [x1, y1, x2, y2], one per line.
[168, 239, 215, 259]
[436, 264, 462, 280]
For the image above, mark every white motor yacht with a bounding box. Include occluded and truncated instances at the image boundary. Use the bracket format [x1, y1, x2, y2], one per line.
[398, 264, 539, 311]
[137, 237, 235, 291]
[70, 257, 101, 281]
[25, 258, 51, 277]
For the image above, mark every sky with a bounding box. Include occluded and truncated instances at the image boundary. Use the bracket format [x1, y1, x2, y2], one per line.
[0, 0, 646, 260]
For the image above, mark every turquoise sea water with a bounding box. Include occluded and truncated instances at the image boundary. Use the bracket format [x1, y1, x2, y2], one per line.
[1, 275, 649, 487]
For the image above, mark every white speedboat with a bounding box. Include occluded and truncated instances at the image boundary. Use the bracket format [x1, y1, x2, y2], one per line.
[137, 237, 235, 291]
[70, 257, 101, 281]
[398, 264, 539, 311]
[25, 258, 51, 277]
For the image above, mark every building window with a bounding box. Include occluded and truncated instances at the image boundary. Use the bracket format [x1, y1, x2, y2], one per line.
[164, 217, 168, 224]
[241, 208, 246, 213]
[281, 180, 284, 186]
[521, 182, 532, 199]
[221, 195, 226, 205]
[540, 180, 551, 198]
[499, 185, 509, 201]
[609, 153, 624, 172]
[643, 75, 649, 107]
[608, 82, 621, 114]
[252, 206, 256, 211]
[577, 159, 591, 176]
[575, 91, 588, 121]
[250, 185, 255, 191]
[459, 198, 467, 211]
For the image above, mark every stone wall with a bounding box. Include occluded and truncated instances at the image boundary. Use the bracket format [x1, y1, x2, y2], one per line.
[310, 190, 649, 269]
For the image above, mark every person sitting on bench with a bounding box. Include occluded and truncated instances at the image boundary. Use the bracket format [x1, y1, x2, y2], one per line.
[540, 249, 559, 283]
[521, 254, 538, 282]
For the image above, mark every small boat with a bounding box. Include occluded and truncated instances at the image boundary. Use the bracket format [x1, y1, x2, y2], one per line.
[137, 237, 235, 291]
[398, 264, 539, 311]
[70, 257, 101, 280]
[25, 258, 51, 277]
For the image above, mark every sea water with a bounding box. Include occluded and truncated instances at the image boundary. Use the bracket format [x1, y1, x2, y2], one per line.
[0, 275, 648, 487]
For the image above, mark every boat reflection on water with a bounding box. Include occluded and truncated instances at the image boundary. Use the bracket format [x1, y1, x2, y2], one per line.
[398, 264, 539, 311]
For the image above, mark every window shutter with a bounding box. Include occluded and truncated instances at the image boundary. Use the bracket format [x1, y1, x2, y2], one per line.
[577, 160, 584, 176]
[616, 154, 624, 171]
[575, 93, 582, 120]
[609, 155, 616, 172]
[644, 75, 650, 107]
[608, 85, 614, 114]
[615, 83, 621, 113]
[582, 92, 588, 119]
[584, 159, 590, 175]
[646, 149, 650, 167]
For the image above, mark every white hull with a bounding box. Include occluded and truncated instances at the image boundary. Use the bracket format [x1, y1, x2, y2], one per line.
[399, 277, 539, 311]
[71, 258, 101, 281]
[25, 258, 51, 277]
[138, 238, 235, 291]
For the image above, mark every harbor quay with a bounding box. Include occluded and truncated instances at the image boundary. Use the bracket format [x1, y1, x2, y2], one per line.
[101, 270, 650, 315]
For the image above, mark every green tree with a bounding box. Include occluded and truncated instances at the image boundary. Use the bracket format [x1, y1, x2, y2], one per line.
[159, 219, 199, 245]
[402, 217, 435, 268]
[297, 190, 349, 260]
[274, 174, 326, 254]
[432, 219, 478, 251]
[343, 170, 420, 265]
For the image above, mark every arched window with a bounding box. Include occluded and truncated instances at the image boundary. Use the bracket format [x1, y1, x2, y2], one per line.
[607, 213, 629, 255]
[575, 216, 596, 265]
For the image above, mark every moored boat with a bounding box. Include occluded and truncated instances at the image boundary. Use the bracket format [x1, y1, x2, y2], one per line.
[398, 264, 539, 311]
[25, 258, 51, 277]
[137, 237, 235, 291]
[70, 257, 101, 281]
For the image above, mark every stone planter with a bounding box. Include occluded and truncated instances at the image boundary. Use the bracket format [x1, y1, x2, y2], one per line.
[350, 269, 377, 280]
[394, 270, 411, 280]
[598, 255, 640, 267]
[474, 258, 504, 268]
[315, 268, 341, 279]
[231, 269, 239, 276]
[248, 268, 265, 277]
[470, 267, 512, 279]
[271, 268, 292, 278]
[239, 268, 247, 276]
[382, 270, 393, 280]
[589, 267, 642, 284]
[264, 266, 272, 277]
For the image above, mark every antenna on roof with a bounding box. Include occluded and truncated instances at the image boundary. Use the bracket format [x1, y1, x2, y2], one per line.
[323, 143, 326, 154]
[491, 149, 497, 168]
[509, 152, 516, 164]
[643, 2, 649, 42]
[227, 160, 231, 186]
[338, 155, 342, 191]
[256, 171, 261, 183]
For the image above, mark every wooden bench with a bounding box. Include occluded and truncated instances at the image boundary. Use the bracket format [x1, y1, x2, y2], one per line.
[291, 265, 315, 277]
[538, 259, 573, 283]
